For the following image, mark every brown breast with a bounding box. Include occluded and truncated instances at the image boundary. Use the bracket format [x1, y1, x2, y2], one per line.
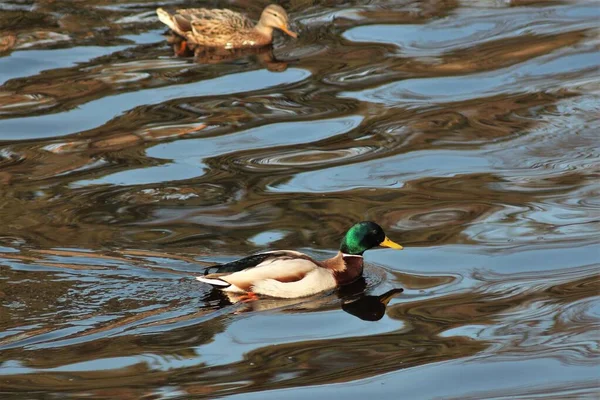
[332, 255, 364, 286]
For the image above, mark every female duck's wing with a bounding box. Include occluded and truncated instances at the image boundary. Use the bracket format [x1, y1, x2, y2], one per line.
[157, 8, 253, 38]
[184, 9, 254, 38]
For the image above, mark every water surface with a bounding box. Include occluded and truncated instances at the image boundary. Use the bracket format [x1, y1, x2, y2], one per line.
[1, 0, 599, 398]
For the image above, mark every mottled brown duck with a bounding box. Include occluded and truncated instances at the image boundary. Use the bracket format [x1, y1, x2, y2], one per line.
[196, 222, 403, 300]
[156, 4, 297, 53]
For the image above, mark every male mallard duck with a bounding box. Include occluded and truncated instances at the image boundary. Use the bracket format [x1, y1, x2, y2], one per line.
[156, 4, 297, 52]
[196, 221, 403, 299]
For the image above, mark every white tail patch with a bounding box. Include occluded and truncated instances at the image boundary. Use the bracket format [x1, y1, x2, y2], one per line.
[196, 276, 231, 287]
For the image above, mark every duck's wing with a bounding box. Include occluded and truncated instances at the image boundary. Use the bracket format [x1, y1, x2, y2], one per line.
[203, 250, 315, 275]
[157, 8, 253, 37]
[183, 8, 254, 37]
[197, 251, 322, 291]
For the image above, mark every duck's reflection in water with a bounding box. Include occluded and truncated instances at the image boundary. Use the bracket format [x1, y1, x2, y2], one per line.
[209, 276, 403, 322]
[338, 277, 404, 321]
[341, 288, 404, 321]
[166, 33, 289, 72]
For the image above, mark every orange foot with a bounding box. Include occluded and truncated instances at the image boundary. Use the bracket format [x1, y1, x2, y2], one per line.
[175, 40, 187, 56]
[238, 292, 259, 303]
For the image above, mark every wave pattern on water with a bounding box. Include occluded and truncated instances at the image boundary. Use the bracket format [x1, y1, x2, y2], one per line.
[1, 0, 599, 399]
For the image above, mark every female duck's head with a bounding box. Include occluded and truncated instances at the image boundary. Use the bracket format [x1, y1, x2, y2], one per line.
[340, 221, 403, 256]
[256, 4, 297, 38]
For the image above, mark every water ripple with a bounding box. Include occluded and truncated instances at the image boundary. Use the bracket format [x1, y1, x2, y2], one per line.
[0, 0, 599, 398]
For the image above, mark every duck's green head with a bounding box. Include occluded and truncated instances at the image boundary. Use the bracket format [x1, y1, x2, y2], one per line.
[340, 221, 403, 255]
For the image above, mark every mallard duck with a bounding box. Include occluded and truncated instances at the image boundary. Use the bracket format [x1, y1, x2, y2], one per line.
[196, 221, 403, 299]
[156, 4, 297, 52]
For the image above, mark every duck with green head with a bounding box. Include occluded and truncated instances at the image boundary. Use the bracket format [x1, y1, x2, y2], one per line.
[197, 221, 403, 300]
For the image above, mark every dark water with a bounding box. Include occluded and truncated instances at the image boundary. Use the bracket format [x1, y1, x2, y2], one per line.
[1, 0, 599, 398]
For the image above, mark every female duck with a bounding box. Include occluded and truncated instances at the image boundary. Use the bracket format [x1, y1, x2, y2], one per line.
[156, 4, 297, 50]
[197, 221, 403, 299]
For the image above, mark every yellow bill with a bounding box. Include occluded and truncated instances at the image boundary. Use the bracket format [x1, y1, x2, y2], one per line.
[380, 237, 403, 250]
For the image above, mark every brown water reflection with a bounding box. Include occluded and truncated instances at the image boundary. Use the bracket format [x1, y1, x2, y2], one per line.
[1, 0, 599, 399]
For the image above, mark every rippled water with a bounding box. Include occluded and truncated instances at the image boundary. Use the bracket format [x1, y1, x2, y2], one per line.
[1, 0, 599, 398]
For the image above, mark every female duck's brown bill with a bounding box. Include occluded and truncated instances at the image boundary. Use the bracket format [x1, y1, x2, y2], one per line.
[280, 24, 298, 38]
